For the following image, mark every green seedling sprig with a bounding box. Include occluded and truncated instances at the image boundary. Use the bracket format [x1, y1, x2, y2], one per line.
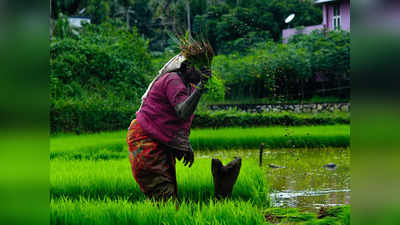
[170, 31, 214, 84]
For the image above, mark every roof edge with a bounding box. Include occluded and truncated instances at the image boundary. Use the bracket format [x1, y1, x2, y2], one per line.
[315, 0, 337, 5]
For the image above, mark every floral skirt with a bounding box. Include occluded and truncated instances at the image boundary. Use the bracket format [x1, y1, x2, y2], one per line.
[127, 119, 177, 200]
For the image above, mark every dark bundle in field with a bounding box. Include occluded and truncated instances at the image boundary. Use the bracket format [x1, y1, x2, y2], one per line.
[177, 35, 214, 70]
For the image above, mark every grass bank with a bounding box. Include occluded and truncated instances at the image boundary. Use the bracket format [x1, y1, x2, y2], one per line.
[193, 111, 349, 128]
[50, 158, 268, 205]
[50, 125, 349, 159]
[209, 96, 349, 105]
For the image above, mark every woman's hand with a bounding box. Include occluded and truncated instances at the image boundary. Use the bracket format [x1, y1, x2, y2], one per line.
[182, 151, 194, 168]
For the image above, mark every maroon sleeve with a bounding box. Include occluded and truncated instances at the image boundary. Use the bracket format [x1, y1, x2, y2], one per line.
[164, 73, 188, 108]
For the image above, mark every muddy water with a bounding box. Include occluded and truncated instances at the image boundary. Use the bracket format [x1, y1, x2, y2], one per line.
[198, 147, 350, 212]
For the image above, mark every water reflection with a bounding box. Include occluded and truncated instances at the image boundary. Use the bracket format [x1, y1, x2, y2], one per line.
[197, 147, 350, 212]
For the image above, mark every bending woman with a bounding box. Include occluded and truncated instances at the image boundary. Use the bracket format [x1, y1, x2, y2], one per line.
[127, 53, 211, 201]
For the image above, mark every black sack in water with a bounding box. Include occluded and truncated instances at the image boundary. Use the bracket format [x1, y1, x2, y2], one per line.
[211, 157, 242, 199]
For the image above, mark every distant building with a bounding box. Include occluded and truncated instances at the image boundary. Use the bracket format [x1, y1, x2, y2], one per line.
[282, 0, 350, 43]
[67, 17, 91, 28]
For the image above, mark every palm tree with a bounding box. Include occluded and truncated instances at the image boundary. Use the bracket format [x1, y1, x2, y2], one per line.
[148, 0, 176, 32]
[186, 0, 191, 37]
[113, 0, 136, 29]
[148, 0, 192, 34]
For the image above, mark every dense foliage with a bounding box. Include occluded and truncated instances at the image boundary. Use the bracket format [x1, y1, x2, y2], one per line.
[50, 22, 153, 101]
[290, 29, 351, 83]
[50, 22, 228, 134]
[50, 1, 349, 134]
[50, 78, 226, 134]
[50, 22, 152, 134]
[51, 0, 321, 52]
[194, 110, 349, 128]
[51, 101, 349, 133]
[213, 30, 350, 100]
[193, 0, 321, 54]
[50, 98, 135, 134]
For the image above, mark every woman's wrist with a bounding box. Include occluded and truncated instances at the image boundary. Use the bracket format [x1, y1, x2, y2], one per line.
[196, 81, 206, 93]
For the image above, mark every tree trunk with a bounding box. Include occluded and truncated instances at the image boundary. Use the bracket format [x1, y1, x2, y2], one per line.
[173, 3, 177, 33]
[186, 0, 191, 36]
[126, 8, 129, 29]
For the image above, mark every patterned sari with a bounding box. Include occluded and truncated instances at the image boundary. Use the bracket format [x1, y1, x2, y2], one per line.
[127, 119, 177, 200]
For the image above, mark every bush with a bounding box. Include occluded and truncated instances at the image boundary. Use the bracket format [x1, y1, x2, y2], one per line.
[289, 29, 350, 77]
[192, 0, 321, 53]
[51, 101, 349, 134]
[50, 22, 157, 134]
[192, 110, 349, 128]
[217, 31, 272, 55]
[289, 30, 350, 98]
[50, 22, 154, 101]
[212, 30, 350, 100]
[213, 42, 311, 99]
[50, 98, 137, 134]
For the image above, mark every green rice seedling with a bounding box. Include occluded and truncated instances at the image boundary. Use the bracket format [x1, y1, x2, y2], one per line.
[189, 125, 350, 150]
[321, 206, 351, 225]
[176, 32, 214, 70]
[50, 125, 349, 159]
[51, 130, 126, 153]
[51, 198, 267, 225]
[51, 158, 144, 201]
[263, 206, 350, 225]
[50, 144, 127, 160]
[50, 158, 269, 206]
[50, 130, 128, 160]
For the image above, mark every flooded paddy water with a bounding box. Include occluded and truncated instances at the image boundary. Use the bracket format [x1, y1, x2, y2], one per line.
[197, 147, 350, 212]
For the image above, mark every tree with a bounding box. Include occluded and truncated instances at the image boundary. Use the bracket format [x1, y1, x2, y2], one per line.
[186, 0, 191, 36]
[87, 0, 110, 24]
[113, 0, 136, 29]
[51, 0, 90, 18]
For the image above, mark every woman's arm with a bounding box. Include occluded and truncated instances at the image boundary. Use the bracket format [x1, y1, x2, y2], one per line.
[174, 82, 205, 121]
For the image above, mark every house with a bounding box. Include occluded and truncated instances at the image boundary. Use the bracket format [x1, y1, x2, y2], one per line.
[67, 17, 91, 28]
[282, 0, 350, 43]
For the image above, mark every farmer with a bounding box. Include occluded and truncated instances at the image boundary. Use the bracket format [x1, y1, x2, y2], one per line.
[126, 47, 213, 201]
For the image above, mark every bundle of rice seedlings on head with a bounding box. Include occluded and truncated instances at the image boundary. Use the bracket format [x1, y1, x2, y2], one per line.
[177, 33, 214, 70]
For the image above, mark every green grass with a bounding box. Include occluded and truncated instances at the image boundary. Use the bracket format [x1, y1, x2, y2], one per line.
[264, 206, 350, 225]
[51, 130, 126, 153]
[51, 158, 268, 205]
[50, 125, 349, 159]
[190, 125, 349, 150]
[51, 198, 268, 225]
[50, 124, 350, 225]
[51, 198, 350, 225]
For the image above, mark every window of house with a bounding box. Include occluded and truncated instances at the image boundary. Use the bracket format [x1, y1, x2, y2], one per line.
[333, 5, 341, 30]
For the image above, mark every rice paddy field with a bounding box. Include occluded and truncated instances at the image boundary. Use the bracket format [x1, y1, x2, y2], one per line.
[51, 125, 350, 225]
[51, 125, 349, 160]
[51, 158, 268, 204]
